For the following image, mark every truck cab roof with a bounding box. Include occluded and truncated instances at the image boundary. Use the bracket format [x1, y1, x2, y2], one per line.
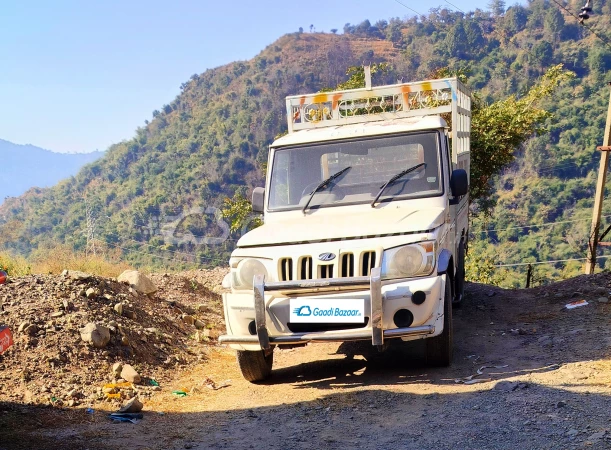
[272, 116, 447, 148]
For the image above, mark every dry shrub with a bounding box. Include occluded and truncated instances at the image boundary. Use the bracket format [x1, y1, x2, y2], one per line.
[30, 246, 131, 278]
[0, 252, 32, 276]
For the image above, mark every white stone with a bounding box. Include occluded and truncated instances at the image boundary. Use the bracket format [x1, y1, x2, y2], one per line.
[120, 364, 141, 384]
[117, 270, 157, 295]
[119, 396, 143, 413]
[79, 323, 110, 348]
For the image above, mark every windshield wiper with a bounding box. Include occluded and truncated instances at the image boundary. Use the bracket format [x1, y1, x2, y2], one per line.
[371, 163, 426, 207]
[302, 166, 352, 214]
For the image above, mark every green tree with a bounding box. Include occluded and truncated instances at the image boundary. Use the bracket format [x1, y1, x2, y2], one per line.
[321, 63, 391, 91]
[355, 19, 372, 36]
[465, 252, 503, 284]
[587, 46, 611, 81]
[502, 5, 528, 34]
[445, 22, 469, 58]
[386, 19, 403, 44]
[469, 64, 574, 213]
[221, 193, 262, 234]
[544, 7, 564, 42]
[464, 20, 485, 50]
[532, 41, 554, 66]
[488, 0, 506, 17]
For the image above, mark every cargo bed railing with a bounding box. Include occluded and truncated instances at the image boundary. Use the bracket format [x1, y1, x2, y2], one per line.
[218, 268, 435, 348]
[286, 77, 471, 177]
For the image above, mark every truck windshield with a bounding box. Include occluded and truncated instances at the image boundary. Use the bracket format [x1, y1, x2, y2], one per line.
[268, 132, 442, 211]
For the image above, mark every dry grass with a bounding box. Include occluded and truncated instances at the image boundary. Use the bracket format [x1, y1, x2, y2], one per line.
[0, 251, 32, 276]
[1, 246, 131, 278]
[30, 246, 131, 277]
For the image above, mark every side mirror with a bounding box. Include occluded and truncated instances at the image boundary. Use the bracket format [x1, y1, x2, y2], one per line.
[252, 187, 265, 213]
[450, 169, 468, 198]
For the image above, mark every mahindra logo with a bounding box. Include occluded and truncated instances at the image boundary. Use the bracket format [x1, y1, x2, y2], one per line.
[318, 252, 336, 262]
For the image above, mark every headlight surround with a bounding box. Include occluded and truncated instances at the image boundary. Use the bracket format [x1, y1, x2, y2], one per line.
[234, 258, 269, 290]
[381, 241, 436, 279]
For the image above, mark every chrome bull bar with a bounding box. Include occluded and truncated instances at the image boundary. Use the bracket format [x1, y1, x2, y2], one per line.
[219, 267, 436, 349]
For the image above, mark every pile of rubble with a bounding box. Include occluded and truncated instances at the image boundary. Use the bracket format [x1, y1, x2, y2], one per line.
[0, 268, 228, 409]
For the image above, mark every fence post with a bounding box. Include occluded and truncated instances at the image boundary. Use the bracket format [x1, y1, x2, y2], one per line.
[585, 84, 611, 274]
[526, 264, 533, 288]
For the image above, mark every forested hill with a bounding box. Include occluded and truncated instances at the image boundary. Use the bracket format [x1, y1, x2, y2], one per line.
[0, 140, 102, 203]
[2, 0, 611, 282]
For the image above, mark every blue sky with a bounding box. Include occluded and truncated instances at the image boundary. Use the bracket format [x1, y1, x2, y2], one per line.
[1, 0, 513, 153]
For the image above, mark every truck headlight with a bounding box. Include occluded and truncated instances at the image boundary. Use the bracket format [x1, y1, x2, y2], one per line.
[381, 241, 436, 279]
[235, 258, 269, 289]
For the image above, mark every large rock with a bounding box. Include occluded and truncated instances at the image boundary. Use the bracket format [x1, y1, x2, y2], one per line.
[117, 270, 157, 295]
[119, 396, 143, 413]
[79, 323, 110, 348]
[62, 270, 93, 281]
[24, 324, 38, 336]
[182, 314, 195, 325]
[120, 364, 141, 384]
[112, 362, 123, 377]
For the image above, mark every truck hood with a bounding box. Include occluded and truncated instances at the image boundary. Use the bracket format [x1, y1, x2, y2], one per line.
[237, 207, 446, 248]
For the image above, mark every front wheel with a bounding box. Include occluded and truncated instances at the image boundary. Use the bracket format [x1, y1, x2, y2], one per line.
[425, 277, 453, 366]
[236, 349, 274, 382]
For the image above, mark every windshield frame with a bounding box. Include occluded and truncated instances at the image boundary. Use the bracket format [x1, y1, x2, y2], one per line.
[266, 131, 446, 213]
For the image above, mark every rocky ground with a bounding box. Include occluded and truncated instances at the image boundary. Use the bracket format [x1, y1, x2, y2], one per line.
[0, 269, 226, 411]
[1, 270, 611, 449]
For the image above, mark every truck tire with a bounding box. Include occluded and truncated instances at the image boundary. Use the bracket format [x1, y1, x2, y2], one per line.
[236, 349, 274, 382]
[425, 278, 453, 366]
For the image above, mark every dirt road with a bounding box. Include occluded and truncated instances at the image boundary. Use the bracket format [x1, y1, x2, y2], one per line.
[3, 276, 611, 449]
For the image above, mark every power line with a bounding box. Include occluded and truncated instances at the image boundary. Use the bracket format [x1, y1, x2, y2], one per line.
[443, 0, 465, 13]
[104, 241, 228, 265]
[476, 215, 610, 234]
[535, 161, 582, 174]
[506, 35, 541, 65]
[391, 0, 424, 17]
[122, 238, 230, 263]
[495, 257, 584, 267]
[494, 254, 611, 267]
[123, 238, 198, 258]
[106, 241, 187, 264]
[505, 161, 583, 177]
[549, 0, 611, 52]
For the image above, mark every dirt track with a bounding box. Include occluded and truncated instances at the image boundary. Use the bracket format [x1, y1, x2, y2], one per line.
[2, 276, 611, 449]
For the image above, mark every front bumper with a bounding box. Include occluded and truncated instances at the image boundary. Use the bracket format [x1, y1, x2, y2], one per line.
[219, 268, 445, 350]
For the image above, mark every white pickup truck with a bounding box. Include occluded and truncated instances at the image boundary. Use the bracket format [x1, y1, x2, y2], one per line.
[220, 74, 471, 381]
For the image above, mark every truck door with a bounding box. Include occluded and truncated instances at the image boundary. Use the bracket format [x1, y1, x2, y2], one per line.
[445, 133, 457, 260]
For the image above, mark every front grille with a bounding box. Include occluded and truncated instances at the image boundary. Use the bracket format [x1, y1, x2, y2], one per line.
[279, 258, 293, 281]
[341, 253, 355, 277]
[361, 251, 376, 276]
[319, 264, 334, 278]
[299, 256, 313, 280]
[278, 250, 378, 281]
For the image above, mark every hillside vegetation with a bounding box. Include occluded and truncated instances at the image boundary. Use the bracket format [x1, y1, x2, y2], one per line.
[2, 0, 611, 285]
